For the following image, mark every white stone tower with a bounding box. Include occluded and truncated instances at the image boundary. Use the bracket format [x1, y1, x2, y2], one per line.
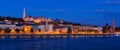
[23, 7, 26, 20]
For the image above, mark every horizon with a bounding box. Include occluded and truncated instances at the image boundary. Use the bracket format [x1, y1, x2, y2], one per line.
[0, 0, 120, 26]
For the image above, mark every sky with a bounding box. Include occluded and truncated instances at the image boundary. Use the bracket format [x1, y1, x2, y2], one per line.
[0, 0, 120, 26]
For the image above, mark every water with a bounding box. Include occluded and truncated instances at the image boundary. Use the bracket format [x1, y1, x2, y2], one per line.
[0, 37, 120, 50]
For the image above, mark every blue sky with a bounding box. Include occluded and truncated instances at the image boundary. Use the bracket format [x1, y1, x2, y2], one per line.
[0, 0, 120, 26]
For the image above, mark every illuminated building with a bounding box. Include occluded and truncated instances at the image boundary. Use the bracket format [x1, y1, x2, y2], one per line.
[33, 16, 52, 23]
[103, 18, 115, 33]
[53, 25, 72, 34]
[24, 16, 33, 22]
[93, 27, 103, 34]
[30, 23, 53, 34]
[110, 18, 115, 33]
[39, 24, 53, 34]
[0, 24, 23, 30]
[33, 18, 41, 23]
[23, 8, 33, 22]
[4, 20, 12, 24]
[24, 25, 32, 33]
[115, 27, 120, 34]
[103, 23, 110, 33]
[72, 26, 80, 34]
[72, 25, 102, 34]
[10, 29, 16, 34]
[22, 8, 51, 23]
[0, 30, 4, 34]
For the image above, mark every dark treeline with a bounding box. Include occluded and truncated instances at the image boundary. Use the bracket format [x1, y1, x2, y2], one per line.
[0, 16, 81, 26]
[0, 16, 24, 22]
[54, 19, 81, 26]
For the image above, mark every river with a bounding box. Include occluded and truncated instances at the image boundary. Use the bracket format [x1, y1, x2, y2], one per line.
[0, 37, 120, 50]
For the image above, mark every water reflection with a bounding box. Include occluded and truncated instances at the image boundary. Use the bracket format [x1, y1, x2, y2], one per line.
[0, 34, 115, 39]
[0, 37, 120, 50]
[10, 36, 16, 38]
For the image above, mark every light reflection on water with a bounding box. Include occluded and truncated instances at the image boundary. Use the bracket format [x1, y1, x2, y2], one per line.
[0, 35, 119, 50]
[0, 34, 114, 39]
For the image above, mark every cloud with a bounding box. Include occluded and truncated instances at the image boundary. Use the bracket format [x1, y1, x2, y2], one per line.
[27, 8, 92, 14]
[56, 9, 64, 12]
[27, 8, 65, 12]
[95, 10, 114, 13]
[99, 1, 120, 5]
[95, 10, 120, 17]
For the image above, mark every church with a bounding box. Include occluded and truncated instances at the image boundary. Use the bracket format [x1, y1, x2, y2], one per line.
[103, 18, 115, 33]
[22, 8, 52, 23]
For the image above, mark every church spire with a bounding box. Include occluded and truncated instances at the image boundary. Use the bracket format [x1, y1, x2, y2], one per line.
[23, 7, 26, 19]
[112, 17, 115, 33]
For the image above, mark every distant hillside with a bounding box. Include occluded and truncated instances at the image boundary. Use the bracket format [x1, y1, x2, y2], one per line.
[0, 16, 24, 22]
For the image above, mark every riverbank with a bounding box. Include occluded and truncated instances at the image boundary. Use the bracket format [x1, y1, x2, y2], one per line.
[0, 33, 117, 39]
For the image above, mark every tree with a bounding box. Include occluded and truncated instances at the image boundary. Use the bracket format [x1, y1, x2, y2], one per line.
[67, 27, 72, 33]
[15, 28, 20, 33]
[4, 28, 11, 33]
[102, 27, 106, 33]
[0, 28, 3, 32]
[30, 28, 34, 33]
[21, 29, 24, 33]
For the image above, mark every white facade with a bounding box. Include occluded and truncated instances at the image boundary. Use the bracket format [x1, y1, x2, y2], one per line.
[79, 26, 103, 32]
[79, 26, 94, 30]
[38, 24, 53, 32]
[24, 17, 33, 22]
[0, 24, 24, 29]
[93, 27, 103, 32]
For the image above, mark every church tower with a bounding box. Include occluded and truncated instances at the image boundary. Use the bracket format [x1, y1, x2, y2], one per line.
[23, 7, 26, 20]
[112, 18, 115, 33]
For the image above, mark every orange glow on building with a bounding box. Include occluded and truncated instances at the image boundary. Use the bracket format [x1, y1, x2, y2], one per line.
[34, 31, 40, 34]
[54, 30, 60, 34]
[10, 29, 16, 34]
[18, 30, 24, 34]
[48, 30, 54, 34]
[60, 29, 67, 34]
[33, 19, 41, 23]
[40, 30, 46, 34]
[0, 30, 4, 34]
[24, 25, 32, 33]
